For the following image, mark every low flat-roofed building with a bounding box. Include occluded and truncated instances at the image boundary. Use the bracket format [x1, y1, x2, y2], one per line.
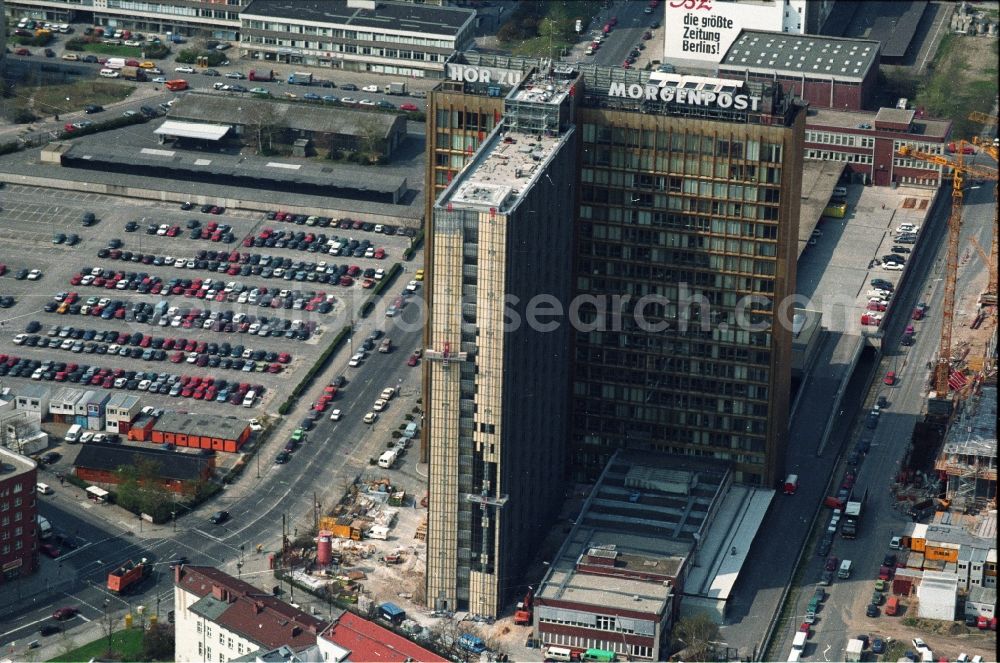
[166, 93, 408, 161]
[805, 106, 951, 187]
[150, 412, 250, 453]
[533, 451, 774, 661]
[14, 384, 50, 423]
[965, 586, 996, 620]
[73, 441, 215, 494]
[48, 387, 85, 423]
[916, 570, 958, 621]
[719, 30, 880, 111]
[240, 0, 476, 76]
[105, 393, 142, 434]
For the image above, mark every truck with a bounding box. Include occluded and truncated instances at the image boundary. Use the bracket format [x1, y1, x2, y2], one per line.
[841, 489, 867, 539]
[514, 587, 534, 625]
[378, 337, 392, 353]
[120, 66, 147, 82]
[287, 71, 313, 85]
[384, 81, 407, 95]
[165, 79, 189, 91]
[37, 515, 53, 540]
[249, 68, 275, 82]
[909, 498, 936, 522]
[107, 558, 151, 594]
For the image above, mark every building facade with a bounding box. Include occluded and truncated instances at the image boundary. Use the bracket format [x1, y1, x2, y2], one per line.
[14, 384, 50, 423]
[719, 30, 880, 112]
[3, 0, 247, 40]
[425, 66, 578, 616]
[661, 0, 836, 69]
[239, 0, 476, 76]
[424, 56, 804, 615]
[105, 393, 141, 433]
[174, 565, 326, 663]
[805, 107, 951, 187]
[0, 446, 38, 584]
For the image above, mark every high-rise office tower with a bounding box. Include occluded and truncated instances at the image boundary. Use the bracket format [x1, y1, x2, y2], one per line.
[424, 56, 804, 614]
[424, 66, 579, 616]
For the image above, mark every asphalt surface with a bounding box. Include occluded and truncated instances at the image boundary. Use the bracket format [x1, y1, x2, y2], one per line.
[568, 0, 661, 69]
[0, 299, 425, 655]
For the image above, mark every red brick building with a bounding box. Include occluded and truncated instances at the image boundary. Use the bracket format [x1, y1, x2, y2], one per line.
[0, 447, 39, 584]
[74, 442, 215, 494]
[719, 30, 880, 112]
[806, 107, 951, 187]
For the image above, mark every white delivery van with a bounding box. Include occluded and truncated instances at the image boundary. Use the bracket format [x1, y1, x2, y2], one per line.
[378, 449, 398, 469]
[36, 483, 53, 495]
[838, 559, 852, 578]
[99, 68, 120, 78]
[65, 424, 82, 442]
[544, 647, 573, 662]
[792, 631, 807, 650]
[242, 390, 257, 407]
[106, 57, 127, 69]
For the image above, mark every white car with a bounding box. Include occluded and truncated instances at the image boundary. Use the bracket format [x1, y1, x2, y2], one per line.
[13, 334, 27, 345]
[361, 84, 379, 93]
[373, 398, 388, 412]
[912, 638, 928, 652]
[358, 98, 376, 106]
[153, 76, 167, 83]
[363, 411, 378, 424]
[867, 289, 891, 299]
[883, 262, 904, 271]
[374, 268, 385, 280]
[157, 224, 169, 235]
[79, 432, 95, 444]
[27, 269, 42, 280]
[329, 409, 342, 421]
[406, 280, 419, 292]
[895, 224, 919, 234]
[175, 66, 195, 73]
[348, 352, 364, 367]
[249, 418, 263, 431]
[138, 379, 152, 391]
[889, 536, 902, 549]
[380, 387, 396, 400]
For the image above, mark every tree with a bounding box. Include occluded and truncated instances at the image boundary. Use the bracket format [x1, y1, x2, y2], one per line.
[354, 115, 386, 161]
[242, 102, 284, 155]
[142, 623, 175, 661]
[672, 612, 721, 661]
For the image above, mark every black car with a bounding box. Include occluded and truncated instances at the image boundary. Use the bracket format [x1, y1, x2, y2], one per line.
[891, 245, 912, 254]
[181, 201, 194, 210]
[274, 451, 290, 464]
[299, 417, 315, 430]
[15, 268, 29, 280]
[81, 212, 97, 226]
[139, 105, 158, 118]
[341, 83, 358, 91]
[40, 624, 62, 636]
[40, 452, 60, 465]
[332, 375, 347, 388]
[66, 234, 80, 246]
[125, 221, 139, 232]
[865, 603, 879, 618]
[883, 553, 897, 567]
[208, 510, 230, 524]
[819, 570, 834, 585]
[84, 104, 104, 114]
[26, 321, 41, 333]
[870, 278, 894, 290]
[200, 204, 215, 213]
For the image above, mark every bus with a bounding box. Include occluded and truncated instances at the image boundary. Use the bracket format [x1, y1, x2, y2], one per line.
[165, 79, 188, 91]
[581, 649, 615, 662]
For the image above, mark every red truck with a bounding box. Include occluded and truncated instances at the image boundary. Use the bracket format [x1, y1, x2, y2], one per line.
[248, 69, 275, 82]
[514, 587, 534, 625]
[107, 558, 152, 594]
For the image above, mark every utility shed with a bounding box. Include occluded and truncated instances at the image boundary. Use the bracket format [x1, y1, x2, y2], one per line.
[916, 570, 958, 621]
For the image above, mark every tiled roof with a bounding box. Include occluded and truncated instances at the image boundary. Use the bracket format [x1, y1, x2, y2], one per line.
[177, 567, 327, 653]
[321, 611, 446, 662]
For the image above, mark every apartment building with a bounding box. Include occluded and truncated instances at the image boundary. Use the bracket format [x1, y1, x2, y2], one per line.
[0, 446, 38, 584]
[424, 66, 578, 616]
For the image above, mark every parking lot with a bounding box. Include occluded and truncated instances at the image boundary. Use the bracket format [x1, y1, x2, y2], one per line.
[0, 183, 419, 418]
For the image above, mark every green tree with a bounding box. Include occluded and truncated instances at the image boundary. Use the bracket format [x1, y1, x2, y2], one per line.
[141, 623, 174, 661]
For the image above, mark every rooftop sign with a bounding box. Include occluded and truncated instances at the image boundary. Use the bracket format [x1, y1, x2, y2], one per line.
[608, 82, 761, 111]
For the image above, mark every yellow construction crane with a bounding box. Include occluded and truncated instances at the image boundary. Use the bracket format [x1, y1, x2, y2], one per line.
[895, 141, 997, 403]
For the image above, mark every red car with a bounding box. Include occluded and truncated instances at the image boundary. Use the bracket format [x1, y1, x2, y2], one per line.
[41, 543, 61, 558]
[407, 353, 419, 367]
[883, 371, 897, 386]
[399, 103, 419, 112]
[52, 607, 79, 620]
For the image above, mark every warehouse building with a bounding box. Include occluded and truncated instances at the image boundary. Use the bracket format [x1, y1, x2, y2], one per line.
[149, 412, 251, 453]
[74, 442, 216, 494]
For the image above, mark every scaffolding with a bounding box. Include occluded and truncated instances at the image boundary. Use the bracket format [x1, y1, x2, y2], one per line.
[934, 386, 998, 512]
